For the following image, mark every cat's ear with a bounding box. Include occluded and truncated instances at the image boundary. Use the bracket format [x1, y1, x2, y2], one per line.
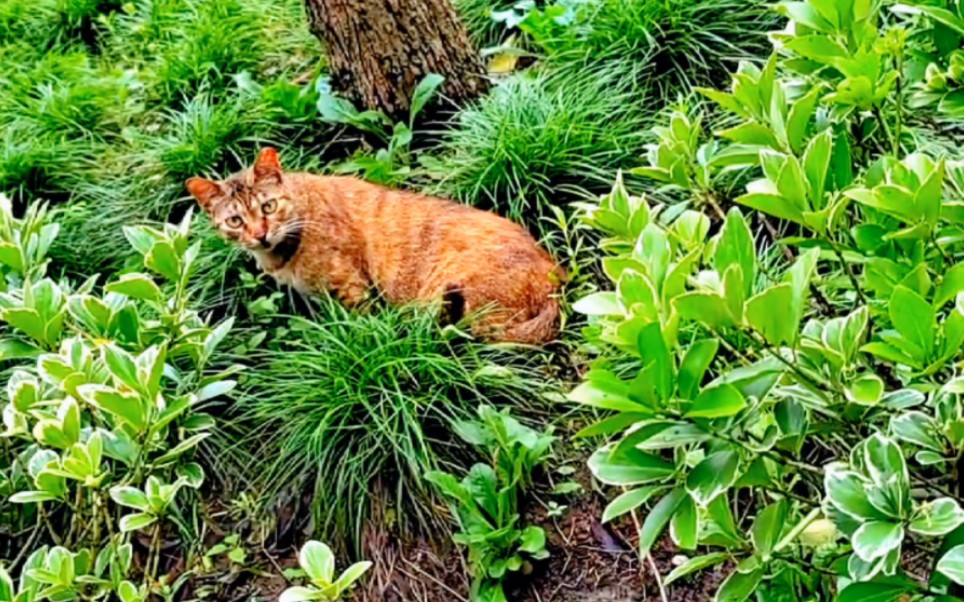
[185, 177, 221, 209]
[253, 147, 282, 184]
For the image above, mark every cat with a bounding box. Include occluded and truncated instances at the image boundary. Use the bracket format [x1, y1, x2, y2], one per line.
[186, 148, 564, 344]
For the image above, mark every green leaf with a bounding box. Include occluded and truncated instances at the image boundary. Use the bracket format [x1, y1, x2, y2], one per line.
[103, 345, 140, 392]
[675, 292, 735, 329]
[572, 292, 621, 316]
[825, 468, 887, 520]
[745, 284, 795, 345]
[663, 553, 729, 586]
[686, 384, 746, 419]
[197, 380, 236, 402]
[837, 581, 915, 602]
[80, 385, 147, 432]
[568, 372, 649, 413]
[788, 88, 821, 154]
[300, 541, 336, 585]
[803, 130, 832, 208]
[938, 544, 964, 585]
[106, 274, 163, 303]
[893, 4, 964, 36]
[145, 240, 180, 281]
[279, 586, 319, 602]
[518, 526, 546, 554]
[670, 494, 699, 549]
[750, 500, 786, 560]
[852, 521, 904, 562]
[639, 488, 685, 554]
[677, 339, 718, 400]
[714, 208, 756, 297]
[937, 263, 964, 308]
[119, 513, 156, 532]
[715, 566, 763, 602]
[333, 561, 372, 592]
[686, 450, 739, 506]
[845, 374, 884, 406]
[110, 486, 150, 512]
[889, 286, 935, 359]
[782, 248, 819, 338]
[602, 486, 666, 523]
[10, 490, 60, 503]
[409, 73, 444, 121]
[910, 498, 964, 537]
[588, 446, 675, 486]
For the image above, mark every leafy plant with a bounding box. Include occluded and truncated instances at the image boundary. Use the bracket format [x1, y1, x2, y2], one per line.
[0, 197, 237, 599]
[568, 0, 964, 598]
[426, 405, 553, 602]
[317, 73, 445, 186]
[279, 540, 372, 602]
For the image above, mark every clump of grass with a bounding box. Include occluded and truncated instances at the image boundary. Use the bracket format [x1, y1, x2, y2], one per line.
[534, 0, 775, 93]
[429, 64, 650, 223]
[223, 301, 548, 546]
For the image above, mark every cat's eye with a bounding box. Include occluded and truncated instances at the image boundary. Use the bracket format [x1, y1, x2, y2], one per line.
[262, 199, 277, 214]
[226, 215, 244, 228]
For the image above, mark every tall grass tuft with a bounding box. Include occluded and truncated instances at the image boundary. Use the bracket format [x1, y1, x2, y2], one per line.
[429, 65, 650, 224]
[533, 0, 776, 93]
[223, 300, 549, 546]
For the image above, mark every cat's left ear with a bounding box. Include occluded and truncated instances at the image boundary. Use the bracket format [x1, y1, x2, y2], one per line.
[253, 147, 282, 184]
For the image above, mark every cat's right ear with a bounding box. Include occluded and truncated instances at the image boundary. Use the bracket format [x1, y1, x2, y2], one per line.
[186, 177, 221, 209]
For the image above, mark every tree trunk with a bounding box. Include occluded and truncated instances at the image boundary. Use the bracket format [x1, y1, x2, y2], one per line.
[304, 0, 489, 121]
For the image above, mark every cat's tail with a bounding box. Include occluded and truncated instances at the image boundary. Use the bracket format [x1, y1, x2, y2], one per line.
[501, 296, 560, 345]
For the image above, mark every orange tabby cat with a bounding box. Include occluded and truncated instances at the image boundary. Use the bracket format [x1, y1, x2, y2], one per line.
[186, 148, 563, 344]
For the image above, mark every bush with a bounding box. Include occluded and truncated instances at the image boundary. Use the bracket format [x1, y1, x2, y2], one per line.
[522, 0, 776, 93]
[569, 0, 964, 598]
[224, 300, 548, 545]
[0, 201, 238, 598]
[430, 65, 650, 224]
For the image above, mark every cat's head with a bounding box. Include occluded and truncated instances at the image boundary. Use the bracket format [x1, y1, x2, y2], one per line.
[186, 148, 298, 251]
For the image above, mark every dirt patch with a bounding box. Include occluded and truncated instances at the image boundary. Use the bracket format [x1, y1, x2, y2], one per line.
[346, 492, 726, 602]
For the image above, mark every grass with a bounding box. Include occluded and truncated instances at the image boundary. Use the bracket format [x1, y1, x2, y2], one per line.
[220, 300, 550, 547]
[454, 0, 517, 47]
[530, 0, 777, 93]
[429, 64, 651, 225]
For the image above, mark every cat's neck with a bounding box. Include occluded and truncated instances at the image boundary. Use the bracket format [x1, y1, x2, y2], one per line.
[250, 227, 303, 272]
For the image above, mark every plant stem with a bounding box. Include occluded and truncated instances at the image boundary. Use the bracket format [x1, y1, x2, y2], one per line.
[828, 239, 867, 306]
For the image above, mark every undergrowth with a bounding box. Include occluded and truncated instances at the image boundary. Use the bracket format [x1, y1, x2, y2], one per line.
[219, 300, 550, 547]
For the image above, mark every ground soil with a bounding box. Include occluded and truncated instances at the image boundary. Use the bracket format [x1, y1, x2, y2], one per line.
[348, 490, 727, 602]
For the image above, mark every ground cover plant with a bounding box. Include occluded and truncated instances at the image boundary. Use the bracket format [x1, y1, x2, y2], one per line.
[568, 0, 964, 598]
[9, 0, 961, 599]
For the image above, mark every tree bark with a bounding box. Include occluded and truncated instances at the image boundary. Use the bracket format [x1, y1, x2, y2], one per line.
[304, 0, 489, 121]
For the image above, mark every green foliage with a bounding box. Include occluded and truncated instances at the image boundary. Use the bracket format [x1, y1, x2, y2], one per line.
[426, 405, 553, 602]
[225, 301, 547, 545]
[319, 73, 445, 186]
[431, 66, 650, 224]
[518, 0, 776, 92]
[279, 540, 372, 602]
[570, 0, 964, 598]
[0, 198, 236, 599]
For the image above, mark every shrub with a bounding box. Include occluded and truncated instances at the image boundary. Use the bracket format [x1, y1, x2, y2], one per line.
[0, 200, 238, 598]
[430, 65, 650, 224]
[225, 300, 548, 546]
[568, 0, 964, 598]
